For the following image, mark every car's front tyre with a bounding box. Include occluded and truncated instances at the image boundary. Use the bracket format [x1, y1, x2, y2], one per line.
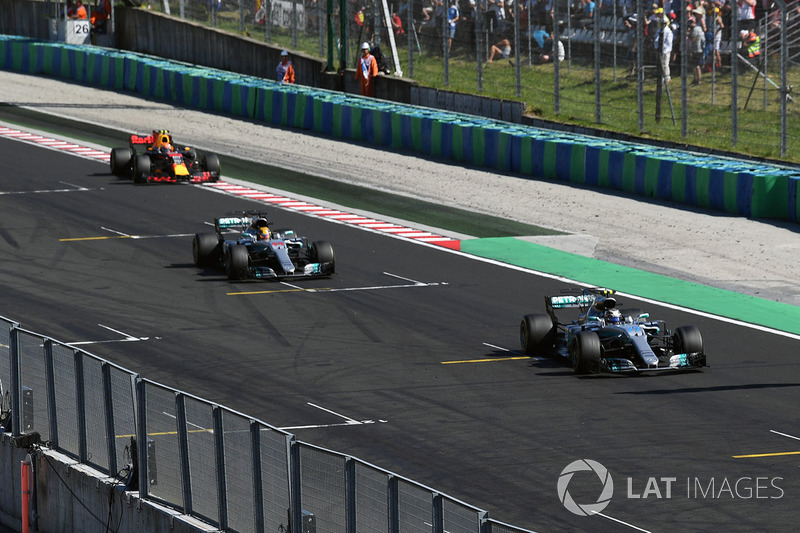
[226, 244, 249, 280]
[571, 331, 601, 374]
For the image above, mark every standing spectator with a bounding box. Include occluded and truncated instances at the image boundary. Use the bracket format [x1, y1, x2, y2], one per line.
[355, 42, 379, 96]
[654, 14, 673, 83]
[624, 12, 638, 78]
[90, 0, 111, 34]
[706, 0, 724, 69]
[447, 0, 460, 52]
[736, 0, 757, 31]
[276, 50, 295, 84]
[487, 38, 511, 62]
[69, 0, 88, 20]
[688, 18, 705, 84]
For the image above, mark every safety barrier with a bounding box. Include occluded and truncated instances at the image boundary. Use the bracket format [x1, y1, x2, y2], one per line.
[0, 315, 535, 532]
[1, 33, 797, 223]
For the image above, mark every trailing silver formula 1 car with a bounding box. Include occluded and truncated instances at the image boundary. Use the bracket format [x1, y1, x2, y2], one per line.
[192, 212, 335, 280]
[520, 288, 706, 374]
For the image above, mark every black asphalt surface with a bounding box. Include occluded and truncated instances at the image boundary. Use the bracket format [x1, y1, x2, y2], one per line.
[1, 135, 799, 533]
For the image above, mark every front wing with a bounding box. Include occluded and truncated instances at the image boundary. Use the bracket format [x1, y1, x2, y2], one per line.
[245, 261, 335, 280]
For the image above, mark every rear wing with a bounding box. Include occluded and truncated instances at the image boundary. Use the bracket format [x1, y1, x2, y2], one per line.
[545, 288, 615, 319]
[129, 134, 155, 145]
[215, 216, 251, 232]
[214, 212, 271, 233]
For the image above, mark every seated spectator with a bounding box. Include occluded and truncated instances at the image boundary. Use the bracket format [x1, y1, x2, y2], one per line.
[488, 38, 511, 62]
[391, 11, 405, 38]
[532, 30, 565, 63]
[572, 0, 595, 28]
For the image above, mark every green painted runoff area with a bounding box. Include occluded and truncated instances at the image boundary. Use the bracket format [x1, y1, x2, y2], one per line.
[461, 237, 800, 336]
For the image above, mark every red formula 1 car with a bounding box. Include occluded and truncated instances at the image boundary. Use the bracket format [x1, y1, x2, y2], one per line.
[109, 129, 221, 184]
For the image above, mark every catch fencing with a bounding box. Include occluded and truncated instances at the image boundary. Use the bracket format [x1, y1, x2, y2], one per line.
[0, 314, 536, 533]
[165, 0, 800, 162]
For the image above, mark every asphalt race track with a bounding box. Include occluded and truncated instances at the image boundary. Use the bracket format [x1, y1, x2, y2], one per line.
[1, 133, 799, 533]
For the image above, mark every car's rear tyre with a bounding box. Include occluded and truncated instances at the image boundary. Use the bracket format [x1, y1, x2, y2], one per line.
[193, 233, 220, 267]
[673, 326, 703, 355]
[520, 314, 554, 355]
[110, 147, 132, 176]
[312, 241, 335, 273]
[226, 244, 249, 280]
[203, 154, 221, 181]
[570, 331, 601, 374]
[133, 154, 151, 183]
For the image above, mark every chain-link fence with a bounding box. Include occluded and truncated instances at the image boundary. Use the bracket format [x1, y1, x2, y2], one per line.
[0, 314, 537, 533]
[148, 0, 799, 162]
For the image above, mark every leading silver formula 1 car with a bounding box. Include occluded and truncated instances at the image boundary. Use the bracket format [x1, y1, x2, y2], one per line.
[520, 288, 706, 374]
[192, 212, 335, 280]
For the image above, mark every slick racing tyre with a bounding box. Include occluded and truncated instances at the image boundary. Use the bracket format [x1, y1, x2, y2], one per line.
[570, 331, 601, 374]
[520, 314, 554, 355]
[311, 241, 335, 273]
[193, 233, 220, 267]
[133, 154, 151, 184]
[226, 244, 249, 280]
[673, 326, 703, 355]
[110, 147, 132, 176]
[203, 154, 221, 181]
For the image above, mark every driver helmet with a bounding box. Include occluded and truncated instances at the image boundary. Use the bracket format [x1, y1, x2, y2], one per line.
[160, 135, 173, 152]
[606, 309, 622, 324]
[256, 226, 271, 241]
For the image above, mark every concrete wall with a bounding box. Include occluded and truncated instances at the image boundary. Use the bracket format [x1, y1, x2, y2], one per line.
[115, 6, 418, 103]
[1, 432, 217, 533]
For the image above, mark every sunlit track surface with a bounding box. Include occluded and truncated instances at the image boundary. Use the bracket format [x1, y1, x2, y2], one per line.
[0, 124, 462, 250]
[1, 123, 799, 533]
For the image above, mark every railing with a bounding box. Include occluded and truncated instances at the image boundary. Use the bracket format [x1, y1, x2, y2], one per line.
[0, 314, 537, 533]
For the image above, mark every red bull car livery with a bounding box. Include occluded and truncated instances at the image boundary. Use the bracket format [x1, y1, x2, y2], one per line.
[109, 129, 221, 184]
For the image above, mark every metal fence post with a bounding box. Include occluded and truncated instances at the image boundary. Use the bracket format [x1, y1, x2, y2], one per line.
[176, 393, 193, 515]
[594, 4, 600, 123]
[135, 378, 148, 500]
[9, 326, 20, 436]
[680, 1, 687, 139]
[345, 457, 356, 533]
[287, 435, 302, 532]
[43, 339, 58, 449]
[780, 4, 788, 157]
[102, 362, 118, 477]
[731, 5, 738, 147]
[636, 0, 644, 132]
[250, 420, 265, 533]
[478, 509, 489, 533]
[387, 474, 399, 533]
[431, 492, 443, 533]
[213, 406, 228, 530]
[553, 0, 561, 114]
[513, 0, 520, 98]
[75, 350, 88, 464]
[443, 0, 450, 87]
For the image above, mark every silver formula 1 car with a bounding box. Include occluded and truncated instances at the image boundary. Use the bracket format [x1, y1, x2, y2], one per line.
[192, 212, 335, 280]
[520, 288, 706, 374]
